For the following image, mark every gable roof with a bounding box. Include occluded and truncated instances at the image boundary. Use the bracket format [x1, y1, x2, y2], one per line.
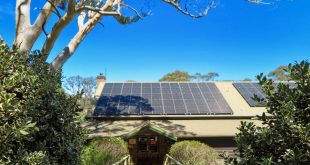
[123, 121, 177, 141]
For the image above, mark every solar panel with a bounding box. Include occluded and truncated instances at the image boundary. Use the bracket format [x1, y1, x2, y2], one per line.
[233, 82, 297, 107]
[233, 83, 265, 107]
[94, 82, 233, 116]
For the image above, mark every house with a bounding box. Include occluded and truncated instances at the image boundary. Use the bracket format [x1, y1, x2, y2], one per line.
[84, 74, 267, 164]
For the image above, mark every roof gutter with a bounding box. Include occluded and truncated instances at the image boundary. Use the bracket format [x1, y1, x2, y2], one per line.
[86, 115, 263, 120]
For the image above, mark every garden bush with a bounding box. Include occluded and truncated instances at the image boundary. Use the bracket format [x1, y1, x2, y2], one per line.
[169, 140, 219, 165]
[224, 61, 310, 164]
[81, 137, 129, 165]
[0, 39, 86, 164]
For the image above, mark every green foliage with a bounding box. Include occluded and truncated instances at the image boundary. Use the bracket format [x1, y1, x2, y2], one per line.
[159, 70, 219, 82]
[242, 78, 252, 81]
[126, 80, 137, 82]
[0, 39, 86, 164]
[192, 72, 219, 81]
[159, 70, 192, 81]
[224, 61, 310, 164]
[81, 137, 129, 165]
[169, 140, 219, 165]
[204, 72, 219, 81]
[268, 65, 289, 81]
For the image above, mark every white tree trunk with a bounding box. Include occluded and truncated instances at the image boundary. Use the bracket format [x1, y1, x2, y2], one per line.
[50, 0, 115, 70]
[42, 0, 76, 56]
[50, 15, 104, 70]
[14, 0, 32, 52]
[14, 0, 61, 52]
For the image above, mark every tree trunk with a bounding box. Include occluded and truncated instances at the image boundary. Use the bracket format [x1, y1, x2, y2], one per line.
[50, 15, 103, 70]
[14, 0, 61, 53]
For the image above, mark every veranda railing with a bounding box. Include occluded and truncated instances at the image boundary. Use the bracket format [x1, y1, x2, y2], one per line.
[163, 154, 183, 165]
[112, 155, 133, 165]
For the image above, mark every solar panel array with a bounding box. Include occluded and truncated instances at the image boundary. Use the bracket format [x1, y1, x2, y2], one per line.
[94, 82, 233, 115]
[233, 83, 266, 107]
[233, 82, 296, 107]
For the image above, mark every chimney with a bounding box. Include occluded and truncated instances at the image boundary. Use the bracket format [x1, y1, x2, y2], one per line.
[95, 73, 106, 98]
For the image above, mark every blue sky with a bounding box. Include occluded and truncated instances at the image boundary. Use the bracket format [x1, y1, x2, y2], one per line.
[0, 0, 309, 82]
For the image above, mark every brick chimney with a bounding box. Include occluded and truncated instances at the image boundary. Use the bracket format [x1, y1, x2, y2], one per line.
[95, 73, 106, 98]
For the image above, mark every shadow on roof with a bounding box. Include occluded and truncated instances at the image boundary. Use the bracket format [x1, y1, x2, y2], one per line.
[93, 95, 153, 115]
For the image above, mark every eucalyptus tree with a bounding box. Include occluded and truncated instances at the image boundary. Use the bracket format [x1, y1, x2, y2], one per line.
[9, 0, 271, 70]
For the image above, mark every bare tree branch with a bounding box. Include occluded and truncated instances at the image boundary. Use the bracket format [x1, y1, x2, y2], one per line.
[76, 6, 120, 16]
[78, 12, 87, 30]
[162, 0, 216, 18]
[50, 0, 117, 70]
[246, 0, 272, 5]
[50, 17, 100, 70]
[34, 7, 61, 19]
[41, 0, 77, 57]
[46, 0, 62, 18]
[121, 4, 144, 19]
[33, 0, 62, 30]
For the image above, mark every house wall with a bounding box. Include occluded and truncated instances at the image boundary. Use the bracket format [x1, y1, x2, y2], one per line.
[128, 129, 174, 165]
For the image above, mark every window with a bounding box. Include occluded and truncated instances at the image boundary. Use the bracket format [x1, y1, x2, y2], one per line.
[138, 136, 158, 152]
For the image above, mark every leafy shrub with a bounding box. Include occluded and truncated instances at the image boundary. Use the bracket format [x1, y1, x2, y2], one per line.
[224, 61, 310, 164]
[0, 39, 85, 164]
[169, 140, 219, 165]
[82, 137, 129, 165]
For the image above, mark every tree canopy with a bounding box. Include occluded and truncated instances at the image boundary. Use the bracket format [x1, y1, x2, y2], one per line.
[159, 70, 219, 82]
[224, 61, 310, 164]
[268, 65, 290, 81]
[242, 78, 252, 81]
[159, 70, 192, 81]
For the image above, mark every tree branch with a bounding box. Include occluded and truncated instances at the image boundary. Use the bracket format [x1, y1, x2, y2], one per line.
[50, 0, 116, 70]
[121, 4, 144, 19]
[41, 0, 77, 57]
[15, 0, 31, 34]
[33, 0, 62, 30]
[162, 0, 216, 18]
[76, 6, 120, 16]
[246, 0, 272, 5]
[50, 15, 103, 70]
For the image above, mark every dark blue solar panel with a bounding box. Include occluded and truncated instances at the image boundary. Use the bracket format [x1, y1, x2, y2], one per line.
[232, 82, 297, 107]
[233, 83, 265, 107]
[94, 82, 233, 116]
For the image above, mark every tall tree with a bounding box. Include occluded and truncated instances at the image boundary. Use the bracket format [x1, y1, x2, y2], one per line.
[159, 70, 192, 81]
[126, 80, 137, 82]
[268, 65, 290, 81]
[191, 72, 220, 81]
[3, 0, 269, 70]
[81, 77, 96, 99]
[11, 0, 217, 70]
[224, 61, 310, 164]
[64, 75, 84, 94]
[192, 72, 203, 81]
[64, 75, 97, 109]
[64, 76, 96, 98]
[203, 72, 219, 81]
[242, 78, 252, 81]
